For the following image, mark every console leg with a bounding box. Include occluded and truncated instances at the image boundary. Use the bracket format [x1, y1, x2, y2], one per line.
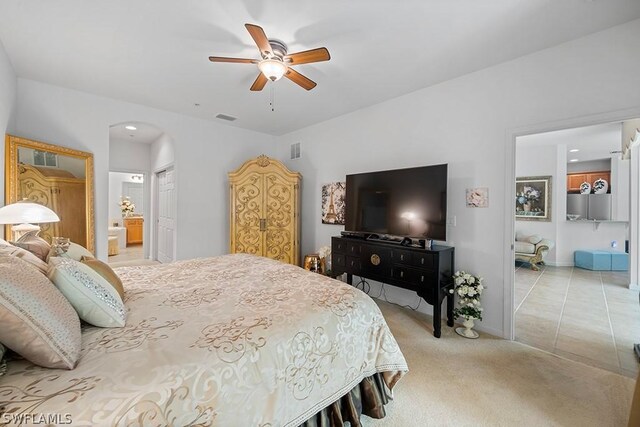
[447, 289, 454, 327]
[433, 297, 442, 338]
[346, 274, 353, 286]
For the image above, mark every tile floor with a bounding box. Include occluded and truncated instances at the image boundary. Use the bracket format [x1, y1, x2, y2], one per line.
[107, 244, 144, 264]
[515, 263, 640, 378]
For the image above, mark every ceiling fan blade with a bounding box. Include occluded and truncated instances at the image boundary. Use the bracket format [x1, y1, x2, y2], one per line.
[284, 68, 317, 91]
[250, 73, 268, 91]
[209, 56, 257, 64]
[285, 47, 331, 65]
[245, 23, 273, 58]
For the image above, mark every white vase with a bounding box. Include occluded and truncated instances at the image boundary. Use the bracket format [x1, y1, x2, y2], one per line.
[455, 317, 480, 339]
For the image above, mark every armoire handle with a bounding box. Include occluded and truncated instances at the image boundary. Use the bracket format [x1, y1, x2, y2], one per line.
[259, 219, 266, 231]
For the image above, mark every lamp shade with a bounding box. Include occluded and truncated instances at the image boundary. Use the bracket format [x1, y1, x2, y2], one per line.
[0, 200, 60, 224]
[258, 59, 287, 81]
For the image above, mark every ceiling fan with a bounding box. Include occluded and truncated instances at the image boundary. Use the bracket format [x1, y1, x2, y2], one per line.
[209, 24, 331, 91]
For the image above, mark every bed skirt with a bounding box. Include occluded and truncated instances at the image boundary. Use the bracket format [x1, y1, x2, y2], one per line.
[300, 373, 395, 427]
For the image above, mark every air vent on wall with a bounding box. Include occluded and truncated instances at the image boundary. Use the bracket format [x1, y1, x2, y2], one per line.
[216, 113, 237, 121]
[290, 142, 301, 159]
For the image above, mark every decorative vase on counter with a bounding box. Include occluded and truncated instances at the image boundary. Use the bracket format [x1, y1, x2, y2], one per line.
[593, 178, 608, 194]
[523, 203, 531, 212]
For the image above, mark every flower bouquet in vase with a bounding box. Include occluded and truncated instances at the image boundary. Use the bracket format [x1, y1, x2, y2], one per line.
[119, 197, 135, 218]
[450, 271, 484, 339]
[318, 245, 331, 275]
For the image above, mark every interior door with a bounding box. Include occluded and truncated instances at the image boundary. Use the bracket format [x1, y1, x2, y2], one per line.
[230, 172, 264, 256]
[156, 167, 175, 263]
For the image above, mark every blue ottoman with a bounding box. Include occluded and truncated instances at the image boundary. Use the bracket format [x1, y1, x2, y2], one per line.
[574, 250, 611, 270]
[610, 251, 629, 271]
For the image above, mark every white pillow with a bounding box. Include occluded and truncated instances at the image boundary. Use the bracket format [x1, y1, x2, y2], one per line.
[48, 257, 126, 327]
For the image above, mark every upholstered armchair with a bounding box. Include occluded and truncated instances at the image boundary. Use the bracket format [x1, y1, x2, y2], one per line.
[514, 232, 555, 271]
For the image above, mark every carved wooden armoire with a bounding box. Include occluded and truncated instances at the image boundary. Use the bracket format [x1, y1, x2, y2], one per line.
[18, 163, 87, 245]
[229, 155, 301, 265]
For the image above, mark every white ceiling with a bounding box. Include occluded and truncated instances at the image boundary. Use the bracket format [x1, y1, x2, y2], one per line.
[109, 121, 164, 144]
[517, 122, 622, 162]
[1, 0, 640, 136]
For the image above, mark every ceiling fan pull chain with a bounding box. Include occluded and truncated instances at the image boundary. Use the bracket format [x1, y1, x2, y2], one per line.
[270, 85, 275, 112]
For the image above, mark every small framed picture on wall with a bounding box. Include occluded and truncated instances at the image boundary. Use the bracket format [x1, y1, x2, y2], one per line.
[321, 182, 345, 224]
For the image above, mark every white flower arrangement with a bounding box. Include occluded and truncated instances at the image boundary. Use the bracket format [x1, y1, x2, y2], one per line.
[119, 197, 135, 216]
[318, 246, 331, 259]
[449, 270, 485, 320]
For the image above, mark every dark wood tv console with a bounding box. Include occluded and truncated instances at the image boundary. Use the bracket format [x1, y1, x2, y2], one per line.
[331, 236, 455, 338]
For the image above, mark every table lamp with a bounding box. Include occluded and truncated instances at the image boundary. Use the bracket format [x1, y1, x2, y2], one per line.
[0, 199, 60, 240]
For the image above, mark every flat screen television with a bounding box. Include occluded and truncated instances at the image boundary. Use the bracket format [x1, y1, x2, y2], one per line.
[345, 164, 447, 241]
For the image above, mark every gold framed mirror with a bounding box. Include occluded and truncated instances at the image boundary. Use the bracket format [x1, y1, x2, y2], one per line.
[5, 135, 95, 253]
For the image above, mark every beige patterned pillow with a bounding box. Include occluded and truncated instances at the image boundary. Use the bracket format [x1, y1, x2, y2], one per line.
[49, 257, 126, 328]
[0, 256, 81, 369]
[12, 231, 51, 261]
[0, 241, 48, 274]
[0, 343, 6, 377]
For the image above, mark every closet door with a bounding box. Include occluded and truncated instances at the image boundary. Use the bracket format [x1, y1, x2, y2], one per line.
[230, 172, 265, 256]
[264, 172, 297, 264]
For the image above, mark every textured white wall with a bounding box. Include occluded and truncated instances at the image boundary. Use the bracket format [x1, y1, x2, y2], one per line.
[13, 79, 275, 260]
[275, 19, 640, 337]
[0, 38, 16, 221]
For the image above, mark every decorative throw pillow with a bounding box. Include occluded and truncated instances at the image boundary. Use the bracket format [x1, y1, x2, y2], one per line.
[0, 241, 49, 274]
[0, 343, 6, 377]
[49, 257, 126, 328]
[0, 256, 81, 369]
[12, 231, 51, 261]
[59, 242, 94, 261]
[80, 256, 125, 299]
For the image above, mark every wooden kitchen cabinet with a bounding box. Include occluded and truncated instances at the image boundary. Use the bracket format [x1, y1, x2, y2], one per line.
[124, 217, 143, 246]
[567, 171, 611, 192]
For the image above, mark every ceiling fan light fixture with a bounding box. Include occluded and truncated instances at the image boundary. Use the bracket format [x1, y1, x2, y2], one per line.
[258, 59, 287, 81]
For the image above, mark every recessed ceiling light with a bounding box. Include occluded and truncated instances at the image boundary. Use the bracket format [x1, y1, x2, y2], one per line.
[569, 149, 579, 153]
[125, 125, 137, 131]
[569, 159, 579, 162]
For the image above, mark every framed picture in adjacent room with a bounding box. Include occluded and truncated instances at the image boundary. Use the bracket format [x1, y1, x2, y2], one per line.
[515, 176, 551, 221]
[321, 182, 346, 224]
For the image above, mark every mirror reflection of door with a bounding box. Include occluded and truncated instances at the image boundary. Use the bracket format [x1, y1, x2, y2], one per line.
[16, 146, 87, 245]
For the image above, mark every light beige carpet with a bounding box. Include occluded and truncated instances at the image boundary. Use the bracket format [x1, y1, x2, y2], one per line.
[368, 300, 634, 427]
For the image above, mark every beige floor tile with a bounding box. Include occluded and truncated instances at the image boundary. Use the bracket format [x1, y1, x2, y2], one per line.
[515, 265, 640, 376]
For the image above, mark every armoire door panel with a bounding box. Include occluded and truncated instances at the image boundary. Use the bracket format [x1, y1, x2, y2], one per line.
[231, 172, 264, 256]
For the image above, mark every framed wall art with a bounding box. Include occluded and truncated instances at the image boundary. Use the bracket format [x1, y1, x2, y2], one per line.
[321, 182, 345, 224]
[466, 187, 489, 208]
[515, 176, 551, 221]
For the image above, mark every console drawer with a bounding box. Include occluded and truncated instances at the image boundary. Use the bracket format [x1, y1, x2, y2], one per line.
[413, 253, 435, 269]
[392, 265, 420, 282]
[332, 237, 346, 254]
[333, 253, 346, 268]
[347, 242, 362, 256]
[392, 249, 412, 264]
[362, 246, 392, 277]
[346, 256, 362, 274]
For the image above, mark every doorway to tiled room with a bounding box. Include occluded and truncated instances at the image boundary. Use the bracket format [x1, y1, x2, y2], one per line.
[513, 120, 640, 378]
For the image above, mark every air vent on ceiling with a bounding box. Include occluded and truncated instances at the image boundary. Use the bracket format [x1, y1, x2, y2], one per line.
[290, 142, 301, 159]
[216, 113, 237, 121]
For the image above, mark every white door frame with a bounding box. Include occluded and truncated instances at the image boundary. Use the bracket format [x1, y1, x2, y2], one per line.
[109, 168, 150, 259]
[503, 106, 640, 340]
[152, 163, 177, 262]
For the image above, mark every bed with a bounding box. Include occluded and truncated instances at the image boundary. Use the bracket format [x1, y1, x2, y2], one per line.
[0, 254, 408, 426]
